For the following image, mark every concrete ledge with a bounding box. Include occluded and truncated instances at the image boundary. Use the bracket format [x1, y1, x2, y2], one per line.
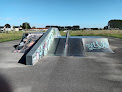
[26, 28, 61, 65]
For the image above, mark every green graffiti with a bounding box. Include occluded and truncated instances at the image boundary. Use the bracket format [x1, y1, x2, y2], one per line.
[53, 29, 55, 35]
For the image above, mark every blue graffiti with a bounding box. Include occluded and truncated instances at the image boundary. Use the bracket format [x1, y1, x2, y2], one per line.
[32, 28, 60, 63]
[86, 41, 109, 50]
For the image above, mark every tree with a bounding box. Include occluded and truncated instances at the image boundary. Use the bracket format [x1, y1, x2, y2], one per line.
[108, 20, 122, 30]
[5, 24, 11, 28]
[104, 26, 108, 30]
[91, 28, 99, 30]
[4, 24, 11, 33]
[65, 26, 72, 30]
[21, 22, 31, 30]
[58, 26, 65, 31]
[72, 25, 80, 30]
[32, 26, 36, 29]
[45, 26, 51, 28]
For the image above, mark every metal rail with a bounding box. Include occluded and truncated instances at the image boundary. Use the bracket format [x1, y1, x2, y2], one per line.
[64, 31, 70, 56]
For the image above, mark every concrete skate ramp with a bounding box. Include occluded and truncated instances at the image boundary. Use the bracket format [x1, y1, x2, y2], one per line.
[67, 38, 85, 56]
[47, 31, 85, 56]
[82, 37, 114, 53]
[26, 28, 61, 65]
[47, 38, 85, 56]
[47, 38, 66, 56]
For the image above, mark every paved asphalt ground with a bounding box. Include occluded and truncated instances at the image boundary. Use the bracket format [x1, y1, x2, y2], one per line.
[0, 37, 122, 92]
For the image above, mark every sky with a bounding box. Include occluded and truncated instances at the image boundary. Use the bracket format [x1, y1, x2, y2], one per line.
[0, 0, 122, 28]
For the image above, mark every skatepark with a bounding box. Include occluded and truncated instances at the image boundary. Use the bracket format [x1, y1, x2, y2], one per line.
[13, 28, 113, 65]
[0, 28, 122, 92]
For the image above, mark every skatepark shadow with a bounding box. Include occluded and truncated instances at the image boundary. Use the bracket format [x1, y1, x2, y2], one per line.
[13, 45, 18, 49]
[18, 38, 40, 65]
[0, 74, 12, 92]
[18, 52, 28, 65]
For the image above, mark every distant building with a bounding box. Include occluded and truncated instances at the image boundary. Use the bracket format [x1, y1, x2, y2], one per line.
[4, 25, 11, 31]
[13, 26, 22, 31]
[30, 28, 48, 31]
[0, 25, 22, 32]
[0, 26, 4, 31]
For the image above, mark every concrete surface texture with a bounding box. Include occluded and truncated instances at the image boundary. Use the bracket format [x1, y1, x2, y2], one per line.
[0, 37, 122, 92]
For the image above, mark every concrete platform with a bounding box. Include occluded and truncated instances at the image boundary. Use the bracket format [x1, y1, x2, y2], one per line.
[0, 37, 122, 92]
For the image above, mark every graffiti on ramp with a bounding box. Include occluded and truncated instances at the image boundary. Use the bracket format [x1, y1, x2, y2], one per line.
[13, 32, 44, 53]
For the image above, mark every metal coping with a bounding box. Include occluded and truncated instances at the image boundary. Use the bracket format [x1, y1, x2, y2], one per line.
[65, 31, 70, 46]
[64, 31, 70, 56]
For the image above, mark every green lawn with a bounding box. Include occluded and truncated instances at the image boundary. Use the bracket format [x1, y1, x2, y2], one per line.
[0, 30, 122, 43]
[0, 31, 40, 43]
[60, 30, 122, 39]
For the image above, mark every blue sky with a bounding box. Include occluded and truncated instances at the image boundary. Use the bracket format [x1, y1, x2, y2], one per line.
[0, 0, 122, 28]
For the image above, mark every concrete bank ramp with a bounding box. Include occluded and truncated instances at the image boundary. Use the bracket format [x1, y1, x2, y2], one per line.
[47, 38, 85, 56]
[82, 37, 114, 53]
[47, 38, 66, 56]
[67, 38, 85, 56]
[47, 31, 85, 56]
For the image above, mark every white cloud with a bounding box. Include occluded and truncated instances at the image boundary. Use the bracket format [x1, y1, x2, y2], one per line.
[0, 17, 12, 20]
[0, 17, 33, 21]
[31, 23, 46, 28]
[17, 17, 33, 21]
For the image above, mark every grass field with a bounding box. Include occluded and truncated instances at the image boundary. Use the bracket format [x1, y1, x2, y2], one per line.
[0, 31, 40, 43]
[0, 30, 122, 43]
[60, 30, 122, 39]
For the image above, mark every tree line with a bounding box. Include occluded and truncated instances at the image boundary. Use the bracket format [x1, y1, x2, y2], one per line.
[104, 20, 122, 30]
[45, 25, 80, 31]
[3, 19, 122, 31]
[3, 22, 31, 30]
